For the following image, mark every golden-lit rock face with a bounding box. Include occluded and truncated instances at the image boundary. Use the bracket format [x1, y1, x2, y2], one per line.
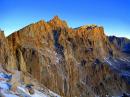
[49, 16, 68, 28]
[1, 16, 129, 96]
[0, 30, 16, 70]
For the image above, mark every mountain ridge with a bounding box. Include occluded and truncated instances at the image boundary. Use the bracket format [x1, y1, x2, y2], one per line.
[0, 16, 130, 97]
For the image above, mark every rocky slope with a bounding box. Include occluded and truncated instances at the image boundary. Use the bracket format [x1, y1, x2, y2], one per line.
[0, 16, 130, 97]
[109, 36, 130, 54]
[0, 65, 61, 97]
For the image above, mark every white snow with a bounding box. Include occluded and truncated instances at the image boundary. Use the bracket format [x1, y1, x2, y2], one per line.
[17, 86, 48, 97]
[33, 90, 48, 97]
[104, 57, 113, 66]
[49, 90, 61, 97]
[0, 82, 10, 90]
[0, 90, 19, 97]
[120, 58, 130, 62]
[104, 57, 121, 70]
[0, 70, 61, 97]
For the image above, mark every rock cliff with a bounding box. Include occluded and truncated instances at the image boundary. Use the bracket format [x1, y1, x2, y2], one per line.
[0, 30, 16, 71]
[0, 16, 130, 97]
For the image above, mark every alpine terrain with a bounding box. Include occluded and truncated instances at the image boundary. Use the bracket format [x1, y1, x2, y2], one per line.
[0, 16, 130, 97]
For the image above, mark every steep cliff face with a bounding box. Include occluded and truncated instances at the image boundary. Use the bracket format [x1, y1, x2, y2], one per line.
[0, 30, 6, 65]
[0, 30, 16, 71]
[1, 16, 129, 97]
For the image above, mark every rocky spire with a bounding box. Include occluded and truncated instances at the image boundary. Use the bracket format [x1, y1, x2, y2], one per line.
[48, 15, 68, 28]
[0, 30, 5, 39]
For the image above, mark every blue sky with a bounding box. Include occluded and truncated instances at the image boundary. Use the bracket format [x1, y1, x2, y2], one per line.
[0, 0, 130, 38]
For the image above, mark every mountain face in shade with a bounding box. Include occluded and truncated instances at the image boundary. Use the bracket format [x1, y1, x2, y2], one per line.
[0, 16, 130, 97]
[109, 36, 130, 54]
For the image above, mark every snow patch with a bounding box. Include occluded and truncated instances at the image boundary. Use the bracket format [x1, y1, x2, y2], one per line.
[0, 70, 61, 97]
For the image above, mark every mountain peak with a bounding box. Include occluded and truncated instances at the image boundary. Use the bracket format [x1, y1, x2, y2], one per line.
[1, 16, 130, 97]
[48, 16, 68, 28]
[53, 15, 60, 20]
[0, 30, 5, 39]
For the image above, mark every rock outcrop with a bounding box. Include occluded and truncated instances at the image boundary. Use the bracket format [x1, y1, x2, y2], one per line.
[0, 30, 16, 71]
[0, 16, 130, 97]
[109, 36, 130, 53]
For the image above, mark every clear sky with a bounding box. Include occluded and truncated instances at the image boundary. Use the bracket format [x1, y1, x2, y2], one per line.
[0, 0, 130, 38]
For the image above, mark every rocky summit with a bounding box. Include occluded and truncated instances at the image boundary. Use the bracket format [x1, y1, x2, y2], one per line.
[0, 16, 130, 97]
